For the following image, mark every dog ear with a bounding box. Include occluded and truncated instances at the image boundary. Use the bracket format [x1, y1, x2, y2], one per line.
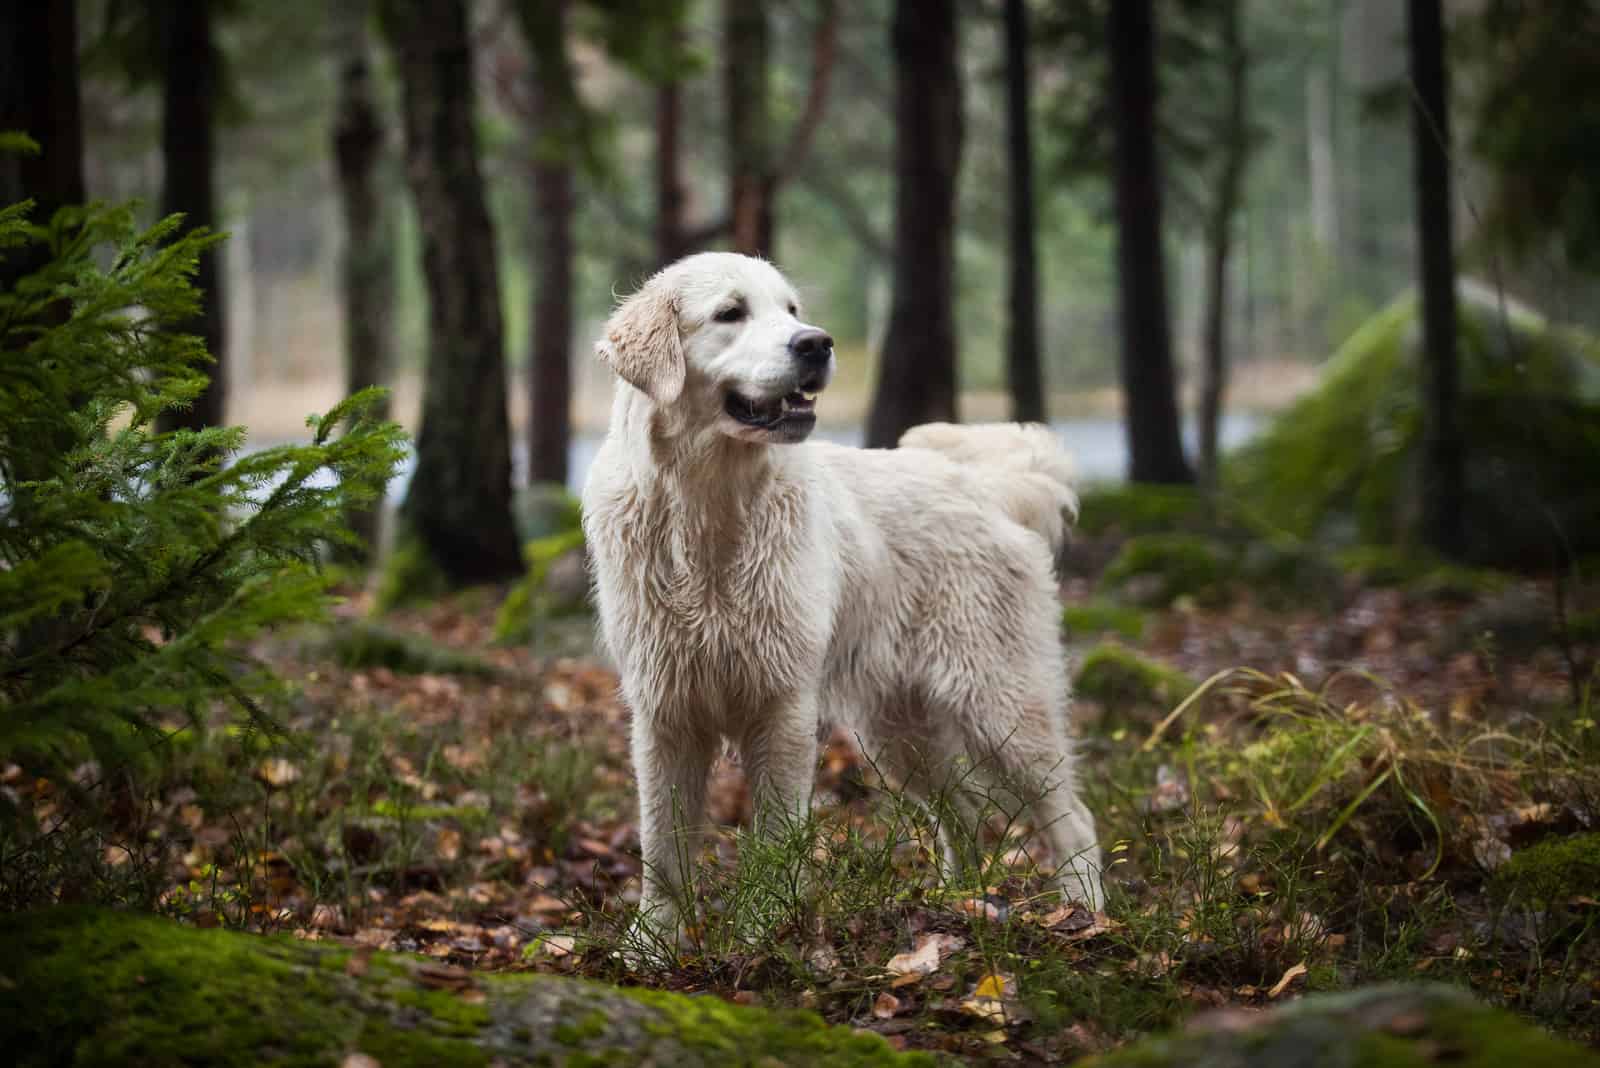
[596, 281, 685, 406]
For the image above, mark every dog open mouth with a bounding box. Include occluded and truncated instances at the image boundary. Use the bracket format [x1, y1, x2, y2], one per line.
[724, 390, 818, 430]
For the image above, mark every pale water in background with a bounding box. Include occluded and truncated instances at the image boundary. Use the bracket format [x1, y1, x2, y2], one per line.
[375, 413, 1263, 502]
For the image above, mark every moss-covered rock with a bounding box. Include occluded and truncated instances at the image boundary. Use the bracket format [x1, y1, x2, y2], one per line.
[374, 534, 452, 613]
[1493, 832, 1600, 909]
[318, 620, 498, 677]
[1063, 600, 1148, 642]
[1077, 484, 1209, 538]
[0, 907, 932, 1067]
[1074, 644, 1198, 716]
[1100, 533, 1235, 607]
[494, 527, 590, 645]
[1227, 282, 1600, 568]
[1087, 983, 1596, 1067]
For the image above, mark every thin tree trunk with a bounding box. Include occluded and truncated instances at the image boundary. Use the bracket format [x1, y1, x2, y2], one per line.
[1406, 0, 1463, 557]
[655, 78, 687, 267]
[1198, 0, 1249, 489]
[333, 12, 394, 562]
[0, 0, 84, 276]
[865, 0, 962, 449]
[1002, 0, 1044, 424]
[157, 0, 226, 433]
[381, 0, 522, 586]
[525, 0, 575, 489]
[1108, 0, 1192, 484]
[725, 0, 774, 257]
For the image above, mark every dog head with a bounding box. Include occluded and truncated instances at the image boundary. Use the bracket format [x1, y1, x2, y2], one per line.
[596, 253, 835, 445]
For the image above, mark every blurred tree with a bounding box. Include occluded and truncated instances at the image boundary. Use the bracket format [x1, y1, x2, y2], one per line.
[1464, 0, 1600, 277]
[865, 0, 962, 448]
[156, 0, 226, 434]
[724, 0, 838, 259]
[655, 39, 688, 266]
[1002, 0, 1044, 424]
[332, 5, 394, 561]
[0, 0, 85, 290]
[513, 0, 580, 489]
[725, 0, 774, 256]
[1197, 0, 1251, 488]
[380, 0, 522, 585]
[1406, 0, 1463, 557]
[1108, 0, 1192, 483]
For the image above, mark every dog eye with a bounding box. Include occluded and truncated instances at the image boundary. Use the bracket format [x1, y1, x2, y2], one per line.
[714, 305, 746, 323]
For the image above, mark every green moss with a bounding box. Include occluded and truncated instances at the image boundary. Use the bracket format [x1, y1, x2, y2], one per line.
[1334, 546, 1511, 600]
[1100, 533, 1235, 607]
[0, 908, 932, 1067]
[319, 620, 497, 677]
[1493, 832, 1600, 908]
[1227, 285, 1600, 568]
[1077, 484, 1208, 537]
[1075, 643, 1198, 715]
[1063, 599, 1148, 641]
[375, 534, 451, 613]
[494, 527, 589, 643]
[1088, 983, 1597, 1067]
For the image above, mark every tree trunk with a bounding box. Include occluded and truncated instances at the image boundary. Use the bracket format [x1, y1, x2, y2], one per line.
[333, 12, 394, 563]
[655, 78, 687, 267]
[1406, 0, 1463, 557]
[865, 0, 963, 449]
[1002, 0, 1044, 425]
[1198, 0, 1249, 489]
[381, 0, 523, 586]
[0, 0, 84, 287]
[157, 0, 226, 433]
[526, 0, 575, 489]
[1108, 0, 1193, 484]
[725, 0, 775, 257]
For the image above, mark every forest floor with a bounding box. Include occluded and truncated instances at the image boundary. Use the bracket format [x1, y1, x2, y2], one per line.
[11, 498, 1600, 1064]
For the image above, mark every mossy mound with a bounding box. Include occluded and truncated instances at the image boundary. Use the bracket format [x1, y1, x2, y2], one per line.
[1493, 832, 1600, 909]
[318, 620, 498, 677]
[1063, 599, 1148, 641]
[1227, 282, 1600, 568]
[493, 527, 590, 644]
[0, 907, 931, 1067]
[1076, 484, 1209, 538]
[1088, 983, 1596, 1067]
[1100, 533, 1234, 607]
[1074, 643, 1197, 716]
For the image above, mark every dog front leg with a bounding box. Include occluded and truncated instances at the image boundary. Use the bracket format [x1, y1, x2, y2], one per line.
[632, 717, 716, 951]
[737, 694, 820, 834]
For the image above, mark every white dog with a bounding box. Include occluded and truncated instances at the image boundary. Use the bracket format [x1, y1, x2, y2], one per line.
[581, 253, 1103, 943]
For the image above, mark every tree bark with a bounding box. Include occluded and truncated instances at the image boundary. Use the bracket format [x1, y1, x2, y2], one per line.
[1198, 0, 1249, 489]
[381, 0, 523, 586]
[333, 12, 394, 562]
[0, 0, 84, 282]
[725, 0, 774, 257]
[655, 77, 688, 267]
[157, 0, 226, 433]
[525, 0, 575, 489]
[1406, 0, 1463, 557]
[1108, 0, 1192, 484]
[1002, 0, 1044, 425]
[865, 0, 963, 449]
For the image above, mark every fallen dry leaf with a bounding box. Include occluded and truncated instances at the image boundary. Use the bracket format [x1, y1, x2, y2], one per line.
[872, 992, 902, 1019]
[1267, 960, 1308, 999]
[973, 973, 1012, 1000]
[885, 932, 963, 976]
[255, 758, 301, 787]
[539, 934, 577, 958]
[340, 1055, 382, 1068]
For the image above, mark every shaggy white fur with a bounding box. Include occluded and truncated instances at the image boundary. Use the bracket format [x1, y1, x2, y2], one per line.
[581, 253, 1103, 939]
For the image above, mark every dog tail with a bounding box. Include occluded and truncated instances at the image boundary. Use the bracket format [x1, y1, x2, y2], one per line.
[898, 422, 1079, 559]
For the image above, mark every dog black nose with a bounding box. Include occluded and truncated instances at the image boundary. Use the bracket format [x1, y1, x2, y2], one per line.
[788, 327, 833, 364]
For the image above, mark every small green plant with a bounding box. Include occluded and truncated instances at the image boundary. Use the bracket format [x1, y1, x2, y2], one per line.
[0, 191, 405, 909]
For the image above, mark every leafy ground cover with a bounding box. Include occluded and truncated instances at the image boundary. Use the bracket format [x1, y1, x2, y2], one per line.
[4, 502, 1597, 1064]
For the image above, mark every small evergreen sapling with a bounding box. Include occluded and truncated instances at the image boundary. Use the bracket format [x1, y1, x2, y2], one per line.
[0, 189, 406, 891]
